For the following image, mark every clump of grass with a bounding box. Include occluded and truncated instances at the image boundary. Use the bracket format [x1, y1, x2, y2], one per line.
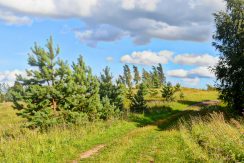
[179, 112, 244, 162]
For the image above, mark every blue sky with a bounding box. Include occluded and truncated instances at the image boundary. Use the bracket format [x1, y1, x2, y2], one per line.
[0, 0, 226, 88]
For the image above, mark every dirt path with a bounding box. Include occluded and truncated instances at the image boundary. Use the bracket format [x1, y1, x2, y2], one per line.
[72, 100, 220, 162]
[72, 144, 106, 163]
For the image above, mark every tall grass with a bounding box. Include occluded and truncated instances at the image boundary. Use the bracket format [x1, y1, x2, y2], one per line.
[0, 120, 137, 162]
[179, 112, 244, 162]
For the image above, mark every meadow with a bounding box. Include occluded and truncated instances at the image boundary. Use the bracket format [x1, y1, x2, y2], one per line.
[0, 88, 243, 163]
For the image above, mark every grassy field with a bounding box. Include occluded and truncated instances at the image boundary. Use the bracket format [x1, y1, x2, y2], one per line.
[0, 88, 243, 162]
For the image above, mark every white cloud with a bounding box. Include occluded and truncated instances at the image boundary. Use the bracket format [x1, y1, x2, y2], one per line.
[0, 0, 97, 17]
[0, 10, 32, 25]
[167, 69, 188, 78]
[121, 0, 159, 11]
[121, 50, 219, 68]
[182, 77, 200, 86]
[0, 70, 26, 86]
[188, 66, 214, 78]
[74, 25, 127, 47]
[120, 50, 173, 65]
[0, 0, 226, 45]
[167, 67, 214, 79]
[106, 56, 114, 62]
[173, 54, 218, 66]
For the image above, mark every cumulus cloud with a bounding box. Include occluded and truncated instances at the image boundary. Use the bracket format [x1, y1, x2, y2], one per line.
[0, 0, 226, 45]
[173, 54, 218, 66]
[167, 69, 188, 78]
[121, 0, 159, 11]
[0, 10, 32, 25]
[121, 50, 219, 67]
[120, 50, 173, 65]
[0, 0, 97, 17]
[74, 25, 128, 47]
[188, 66, 214, 78]
[0, 70, 26, 86]
[167, 66, 214, 79]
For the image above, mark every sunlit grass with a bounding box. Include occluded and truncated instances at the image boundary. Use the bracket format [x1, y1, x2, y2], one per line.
[0, 89, 243, 162]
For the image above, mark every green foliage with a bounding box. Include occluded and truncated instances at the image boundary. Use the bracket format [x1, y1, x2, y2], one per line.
[130, 84, 147, 113]
[142, 68, 152, 88]
[11, 37, 106, 128]
[151, 66, 160, 88]
[148, 89, 158, 97]
[212, 0, 244, 114]
[161, 82, 182, 102]
[157, 63, 166, 85]
[133, 65, 141, 88]
[142, 64, 166, 89]
[100, 96, 120, 120]
[123, 64, 133, 88]
[99, 66, 125, 111]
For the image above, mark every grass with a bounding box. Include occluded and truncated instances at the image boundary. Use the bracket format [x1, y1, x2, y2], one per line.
[0, 120, 137, 163]
[0, 88, 243, 162]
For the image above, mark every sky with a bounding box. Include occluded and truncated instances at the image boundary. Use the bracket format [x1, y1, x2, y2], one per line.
[0, 0, 226, 88]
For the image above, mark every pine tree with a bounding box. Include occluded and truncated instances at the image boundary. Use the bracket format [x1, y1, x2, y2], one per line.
[118, 75, 126, 85]
[142, 68, 152, 88]
[11, 37, 104, 128]
[130, 83, 147, 113]
[100, 96, 119, 120]
[161, 82, 182, 102]
[133, 65, 141, 88]
[99, 66, 125, 111]
[157, 63, 166, 86]
[99, 66, 114, 100]
[66, 56, 102, 121]
[123, 64, 132, 88]
[12, 37, 67, 128]
[151, 66, 160, 88]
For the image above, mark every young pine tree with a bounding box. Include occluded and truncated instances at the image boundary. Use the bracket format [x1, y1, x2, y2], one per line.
[161, 82, 180, 102]
[130, 83, 147, 113]
[12, 37, 68, 128]
[99, 66, 125, 111]
[66, 56, 102, 121]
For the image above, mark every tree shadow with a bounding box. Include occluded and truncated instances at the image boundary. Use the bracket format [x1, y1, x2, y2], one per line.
[130, 104, 230, 131]
[129, 105, 179, 127]
[177, 100, 198, 106]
